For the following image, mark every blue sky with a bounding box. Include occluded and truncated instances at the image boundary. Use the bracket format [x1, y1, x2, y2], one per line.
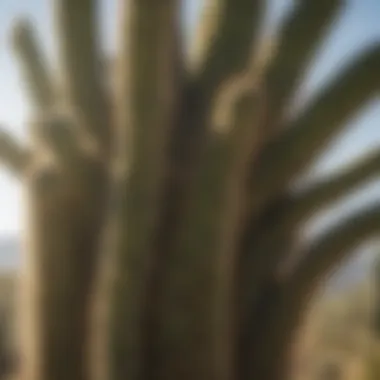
[0, 0, 380, 239]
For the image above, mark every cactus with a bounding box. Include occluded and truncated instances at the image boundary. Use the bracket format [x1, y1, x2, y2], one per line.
[364, 254, 380, 380]
[0, 1, 379, 380]
[372, 253, 380, 333]
[365, 345, 380, 380]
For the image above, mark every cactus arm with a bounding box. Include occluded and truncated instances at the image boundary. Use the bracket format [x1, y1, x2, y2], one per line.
[190, 0, 264, 96]
[54, 0, 110, 146]
[238, 147, 380, 322]
[263, 0, 343, 131]
[278, 148, 380, 233]
[171, 0, 265, 191]
[93, 3, 180, 380]
[242, 147, 380, 288]
[12, 5, 110, 379]
[21, 160, 92, 380]
[0, 128, 30, 175]
[10, 19, 55, 111]
[288, 203, 380, 294]
[250, 44, 380, 212]
[241, 204, 380, 380]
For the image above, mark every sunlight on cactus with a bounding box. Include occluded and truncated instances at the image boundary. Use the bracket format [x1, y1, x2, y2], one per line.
[0, 1, 379, 380]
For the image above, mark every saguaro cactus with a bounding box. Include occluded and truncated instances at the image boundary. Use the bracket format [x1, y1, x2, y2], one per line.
[0, 1, 379, 380]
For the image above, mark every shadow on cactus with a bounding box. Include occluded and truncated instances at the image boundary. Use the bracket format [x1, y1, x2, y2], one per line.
[0, 1, 379, 380]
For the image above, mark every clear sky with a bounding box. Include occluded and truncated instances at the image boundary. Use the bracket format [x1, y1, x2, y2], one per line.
[0, 0, 380, 237]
